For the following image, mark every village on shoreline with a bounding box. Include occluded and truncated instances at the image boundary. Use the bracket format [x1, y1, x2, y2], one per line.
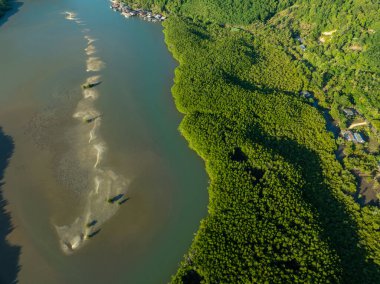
[110, 0, 167, 22]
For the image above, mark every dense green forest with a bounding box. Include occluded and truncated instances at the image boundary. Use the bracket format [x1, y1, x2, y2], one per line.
[121, 0, 380, 282]
[266, 0, 380, 202]
[164, 18, 380, 283]
[0, 0, 9, 17]
[123, 0, 296, 22]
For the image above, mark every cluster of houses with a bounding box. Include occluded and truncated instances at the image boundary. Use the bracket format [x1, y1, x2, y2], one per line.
[342, 108, 357, 117]
[110, 0, 166, 22]
[298, 91, 367, 144]
[341, 108, 367, 143]
[341, 130, 366, 144]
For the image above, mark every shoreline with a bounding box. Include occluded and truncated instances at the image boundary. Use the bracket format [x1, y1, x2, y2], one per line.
[0, 0, 208, 282]
[159, 13, 380, 283]
[109, 0, 167, 23]
[0, 127, 20, 284]
[0, 0, 23, 27]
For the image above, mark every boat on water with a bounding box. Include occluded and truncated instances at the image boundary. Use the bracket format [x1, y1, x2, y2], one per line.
[82, 114, 102, 124]
[82, 81, 102, 89]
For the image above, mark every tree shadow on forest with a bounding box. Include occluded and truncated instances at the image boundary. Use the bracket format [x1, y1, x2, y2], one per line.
[0, 1, 23, 27]
[0, 127, 21, 284]
[246, 126, 380, 282]
[222, 71, 297, 98]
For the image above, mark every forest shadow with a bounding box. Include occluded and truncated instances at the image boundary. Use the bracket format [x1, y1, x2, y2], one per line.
[0, 1, 23, 27]
[246, 126, 380, 282]
[222, 71, 297, 97]
[0, 127, 21, 284]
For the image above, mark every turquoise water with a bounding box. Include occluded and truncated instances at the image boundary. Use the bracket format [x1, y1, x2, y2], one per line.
[0, 0, 207, 283]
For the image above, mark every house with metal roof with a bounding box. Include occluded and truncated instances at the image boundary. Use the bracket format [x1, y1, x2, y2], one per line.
[353, 132, 365, 143]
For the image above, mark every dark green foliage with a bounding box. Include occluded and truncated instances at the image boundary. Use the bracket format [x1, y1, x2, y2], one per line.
[122, 0, 169, 11]
[268, 0, 380, 179]
[123, 0, 295, 24]
[365, 30, 380, 70]
[180, 0, 295, 24]
[122, 0, 380, 282]
[269, 0, 380, 124]
[163, 16, 380, 283]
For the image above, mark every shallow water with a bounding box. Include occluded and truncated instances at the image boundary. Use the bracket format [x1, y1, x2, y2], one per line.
[0, 0, 208, 283]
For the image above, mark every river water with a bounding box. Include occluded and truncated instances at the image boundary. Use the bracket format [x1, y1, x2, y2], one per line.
[0, 0, 208, 283]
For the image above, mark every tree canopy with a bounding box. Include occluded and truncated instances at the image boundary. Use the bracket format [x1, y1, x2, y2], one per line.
[120, 0, 380, 282]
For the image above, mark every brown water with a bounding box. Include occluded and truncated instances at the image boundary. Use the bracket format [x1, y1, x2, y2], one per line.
[0, 0, 208, 283]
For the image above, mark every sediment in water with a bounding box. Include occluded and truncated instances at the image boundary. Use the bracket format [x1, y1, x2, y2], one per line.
[55, 12, 129, 254]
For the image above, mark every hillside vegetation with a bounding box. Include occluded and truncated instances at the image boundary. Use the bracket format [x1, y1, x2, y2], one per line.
[267, 0, 380, 202]
[123, 0, 295, 23]
[121, 0, 380, 282]
[165, 17, 380, 283]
